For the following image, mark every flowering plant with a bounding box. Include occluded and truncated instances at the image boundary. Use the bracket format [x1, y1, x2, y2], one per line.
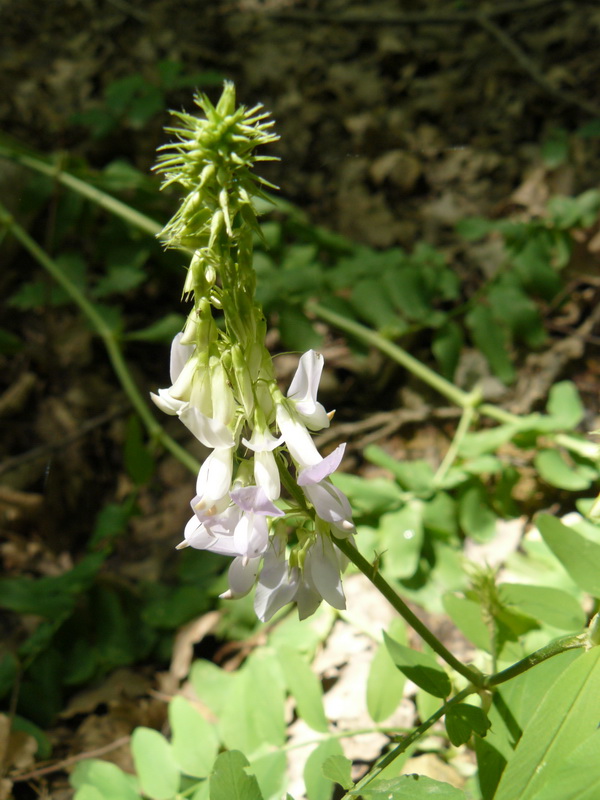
[152, 83, 354, 621]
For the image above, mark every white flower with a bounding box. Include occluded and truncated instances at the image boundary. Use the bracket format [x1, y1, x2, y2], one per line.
[152, 334, 236, 449]
[242, 428, 284, 500]
[298, 444, 355, 535]
[287, 350, 331, 430]
[276, 404, 322, 468]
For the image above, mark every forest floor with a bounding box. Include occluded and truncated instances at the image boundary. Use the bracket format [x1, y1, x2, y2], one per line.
[1, 0, 600, 797]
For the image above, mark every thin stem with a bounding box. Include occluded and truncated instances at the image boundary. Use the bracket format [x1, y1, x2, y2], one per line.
[0, 144, 162, 237]
[341, 686, 475, 799]
[433, 401, 477, 487]
[484, 632, 588, 688]
[307, 301, 468, 408]
[308, 302, 597, 461]
[0, 205, 200, 475]
[332, 535, 484, 688]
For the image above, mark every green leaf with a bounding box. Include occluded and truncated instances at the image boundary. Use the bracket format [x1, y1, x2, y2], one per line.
[331, 473, 403, 516]
[366, 619, 407, 722]
[278, 304, 323, 351]
[383, 634, 451, 698]
[535, 449, 593, 491]
[466, 304, 515, 384]
[458, 425, 520, 458]
[304, 738, 344, 800]
[432, 321, 463, 380]
[529, 731, 600, 800]
[455, 216, 496, 241]
[458, 485, 497, 542]
[362, 774, 466, 798]
[130, 727, 180, 800]
[494, 647, 600, 800]
[70, 758, 140, 800]
[322, 755, 353, 790]
[422, 492, 458, 540]
[499, 583, 585, 631]
[486, 283, 545, 348]
[537, 514, 600, 596]
[276, 646, 328, 732]
[546, 381, 585, 428]
[209, 751, 264, 800]
[93, 266, 145, 297]
[445, 703, 490, 746]
[169, 696, 219, 778]
[477, 649, 580, 800]
[249, 748, 287, 800]
[125, 314, 186, 343]
[124, 415, 155, 485]
[350, 278, 404, 332]
[442, 594, 490, 652]
[379, 502, 424, 579]
[190, 660, 236, 717]
[0, 550, 107, 618]
[364, 447, 434, 492]
[219, 649, 286, 753]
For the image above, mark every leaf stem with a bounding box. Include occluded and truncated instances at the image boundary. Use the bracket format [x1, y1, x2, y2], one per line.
[307, 301, 596, 461]
[433, 401, 478, 487]
[332, 535, 484, 688]
[0, 143, 162, 237]
[484, 632, 588, 688]
[0, 205, 200, 475]
[340, 686, 475, 799]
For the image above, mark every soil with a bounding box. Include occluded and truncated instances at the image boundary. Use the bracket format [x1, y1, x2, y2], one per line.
[1, 0, 600, 796]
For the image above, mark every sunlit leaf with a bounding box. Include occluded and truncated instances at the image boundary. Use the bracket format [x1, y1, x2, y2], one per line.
[383, 634, 451, 698]
[131, 727, 180, 800]
[494, 648, 600, 800]
[209, 751, 264, 800]
[537, 514, 600, 596]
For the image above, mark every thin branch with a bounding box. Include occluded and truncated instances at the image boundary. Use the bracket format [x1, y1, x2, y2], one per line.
[10, 736, 131, 782]
[0, 407, 127, 477]
[476, 14, 600, 117]
[265, 0, 566, 27]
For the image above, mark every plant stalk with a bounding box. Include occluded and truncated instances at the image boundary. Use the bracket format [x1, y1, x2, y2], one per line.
[0, 205, 200, 474]
[332, 535, 484, 687]
[484, 632, 588, 688]
[340, 686, 475, 799]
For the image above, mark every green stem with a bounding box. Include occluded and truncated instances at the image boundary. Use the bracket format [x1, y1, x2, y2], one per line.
[341, 686, 475, 799]
[307, 301, 468, 408]
[484, 632, 588, 688]
[0, 144, 162, 237]
[0, 205, 200, 475]
[433, 401, 477, 487]
[332, 535, 484, 688]
[308, 301, 596, 461]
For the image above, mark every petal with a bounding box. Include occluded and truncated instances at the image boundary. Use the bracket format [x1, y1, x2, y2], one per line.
[254, 541, 299, 622]
[230, 485, 284, 517]
[295, 581, 323, 620]
[242, 428, 284, 452]
[225, 556, 261, 598]
[195, 448, 234, 506]
[276, 404, 322, 468]
[254, 449, 281, 501]
[288, 350, 323, 406]
[255, 565, 299, 622]
[233, 513, 269, 558]
[287, 350, 330, 430]
[297, 443, 346, 486]
[302, 480, 355, 533]
[150, 390, 182, 415]
[305, 537, 346, 610]
[183, 515, 238, 556]
[169, 332, 195, 384]
[179, 406, 235, 448]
